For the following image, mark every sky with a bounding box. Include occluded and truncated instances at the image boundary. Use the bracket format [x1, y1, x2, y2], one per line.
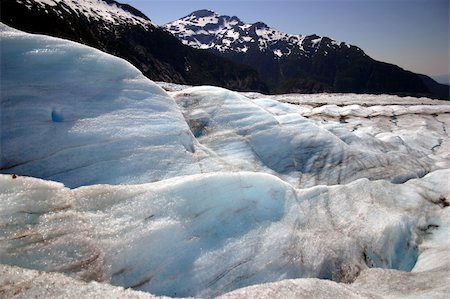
[121, 0, 450, 83]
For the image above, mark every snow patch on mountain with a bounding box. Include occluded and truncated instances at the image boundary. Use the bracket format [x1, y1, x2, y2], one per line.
[17, 0, 154, 28]
[164, 9, 351, 57]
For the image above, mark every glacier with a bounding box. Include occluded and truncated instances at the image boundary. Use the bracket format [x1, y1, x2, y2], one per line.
[1, 170, 449, 298]
[1, 23, 450, 298]
[169, 86, 449, 187]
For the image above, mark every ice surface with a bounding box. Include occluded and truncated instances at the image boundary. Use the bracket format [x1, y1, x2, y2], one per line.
[171, 86, 447, 187]
[1, 24, 450, 298]
[4, 22, 447, 189]
[0, 23, 216, 187]
[1, 170, 449, 297]
[0, 264, 158, 298]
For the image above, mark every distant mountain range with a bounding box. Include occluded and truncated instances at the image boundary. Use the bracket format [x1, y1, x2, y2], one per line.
[1, 1, 448, 99]
[165, 9, 449, 99]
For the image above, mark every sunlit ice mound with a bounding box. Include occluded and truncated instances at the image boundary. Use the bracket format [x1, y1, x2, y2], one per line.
[1, 22, 450, 298]
[0, 23, 213, 188]
[1, 170, 449, 297]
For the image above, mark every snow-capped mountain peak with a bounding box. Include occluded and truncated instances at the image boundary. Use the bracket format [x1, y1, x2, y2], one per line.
[190, 8, 216, 18]
[165, 10, 347, 57]
[17, 0, 155, 28]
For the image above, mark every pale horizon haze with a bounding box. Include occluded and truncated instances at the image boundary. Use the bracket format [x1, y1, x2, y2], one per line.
[122, 0, 450, 84]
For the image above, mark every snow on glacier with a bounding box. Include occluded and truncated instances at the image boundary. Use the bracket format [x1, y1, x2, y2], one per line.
[1, 23, 450, 298]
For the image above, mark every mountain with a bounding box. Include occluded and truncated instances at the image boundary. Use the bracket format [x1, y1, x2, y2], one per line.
[0, 0, 267, 92]
[2, 1, 446, 98]
[165, 10, 449, 99]
[431, 74, 450, 85]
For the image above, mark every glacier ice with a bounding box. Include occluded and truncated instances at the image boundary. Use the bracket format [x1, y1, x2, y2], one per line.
[1, 23, 450, 298]
[1, 170, 449, 297]
[0, 23, 215, 187]
[171, 86, 447, 187]
[0, 264, 158, 299]
[1, 23, 448, 189]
